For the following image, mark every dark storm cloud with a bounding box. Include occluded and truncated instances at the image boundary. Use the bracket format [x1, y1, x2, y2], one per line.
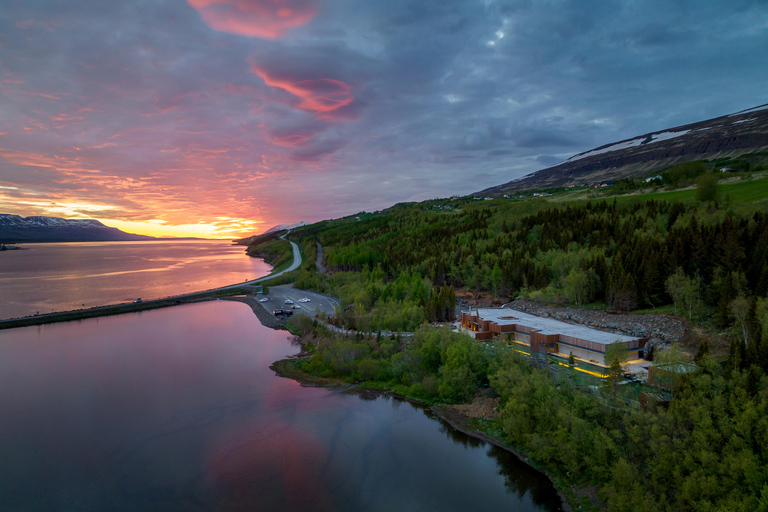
[288, 137, 347, 162]
[0, 0, 766, 234]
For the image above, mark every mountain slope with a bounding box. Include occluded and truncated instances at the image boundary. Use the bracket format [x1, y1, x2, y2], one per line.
[477, 104, 768, 195]
[0, 215, 155, 243]
[263, 221, 310, 234]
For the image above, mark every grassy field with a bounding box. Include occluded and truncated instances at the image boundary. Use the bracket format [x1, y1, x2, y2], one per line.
[499, 172, 768, 208]
[596, 171, 768, 205]
[720, 173, 768, 202]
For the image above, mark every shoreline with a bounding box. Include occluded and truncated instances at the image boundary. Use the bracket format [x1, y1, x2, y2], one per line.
[220, 295, 288, 330]
[431, 406, 577, 512]
[269, 339, 578, 512]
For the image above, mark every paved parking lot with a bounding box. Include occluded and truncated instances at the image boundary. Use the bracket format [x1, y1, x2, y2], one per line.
[255, 284, 340, 318]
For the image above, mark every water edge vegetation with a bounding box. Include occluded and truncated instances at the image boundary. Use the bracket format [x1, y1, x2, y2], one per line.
[256, 170, 768, 511]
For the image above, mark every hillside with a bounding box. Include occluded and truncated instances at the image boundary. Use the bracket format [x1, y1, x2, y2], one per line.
[278, 181, 768, 512]
[478, 104, 768, 195]
[0, 214, 155, 243]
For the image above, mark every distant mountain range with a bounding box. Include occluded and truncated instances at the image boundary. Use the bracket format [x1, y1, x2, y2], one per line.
[477, 103, 768, 195]
[0, 214, 155, 243]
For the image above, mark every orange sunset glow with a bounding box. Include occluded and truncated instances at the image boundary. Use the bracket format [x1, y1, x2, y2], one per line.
[2, 1, 766, 238]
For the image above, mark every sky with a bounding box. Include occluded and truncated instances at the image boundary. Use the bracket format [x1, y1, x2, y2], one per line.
[1, 0, 767, 238]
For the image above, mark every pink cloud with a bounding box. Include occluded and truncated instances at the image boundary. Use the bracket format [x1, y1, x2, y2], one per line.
[187, 0, 318, 39]
[270, 130, 314, 147]
[251, 64, 357, 121]
[5, 89, 62, 100]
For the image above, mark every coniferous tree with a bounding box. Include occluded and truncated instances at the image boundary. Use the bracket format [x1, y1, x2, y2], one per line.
[715, 272, 735, 328]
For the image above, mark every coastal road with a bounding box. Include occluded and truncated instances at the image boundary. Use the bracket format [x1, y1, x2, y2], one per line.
[251, 233, 302, 282]
[219, 232, 302, 292]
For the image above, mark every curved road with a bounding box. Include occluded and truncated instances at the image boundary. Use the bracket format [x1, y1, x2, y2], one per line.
[219, 232, 301, 291]
[252, 235, 302, 282]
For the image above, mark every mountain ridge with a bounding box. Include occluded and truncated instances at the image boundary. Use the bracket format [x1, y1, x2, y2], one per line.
[0, 214, 156, 243]
[477, 103, 768, 195]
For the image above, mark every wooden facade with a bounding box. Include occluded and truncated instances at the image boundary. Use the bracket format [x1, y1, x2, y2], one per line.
[460, 311, 648, 358]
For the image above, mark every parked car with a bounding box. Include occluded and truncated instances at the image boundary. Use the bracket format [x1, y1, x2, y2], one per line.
[292, 305, 301, 309]
[299, 298, 311, 303]
[258, 298, 268, 303]
[285, 299, 294, 304]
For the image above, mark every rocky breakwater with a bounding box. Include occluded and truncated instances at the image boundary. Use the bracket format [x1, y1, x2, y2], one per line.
[220, 295, 287, 330]
[507, 299, 686, 353]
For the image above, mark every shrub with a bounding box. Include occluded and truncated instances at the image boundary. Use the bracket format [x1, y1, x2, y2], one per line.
[695, 172, 720, 202]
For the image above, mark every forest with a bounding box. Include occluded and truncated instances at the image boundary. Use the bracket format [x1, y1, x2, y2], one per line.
[285, 314, 768, 511]
[252, 170, 768, 511]
[284, 176, 768, 353]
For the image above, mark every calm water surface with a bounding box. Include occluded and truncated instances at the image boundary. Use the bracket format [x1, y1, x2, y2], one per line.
[0, 301, 563, 512]
[0, 240, 271, 319]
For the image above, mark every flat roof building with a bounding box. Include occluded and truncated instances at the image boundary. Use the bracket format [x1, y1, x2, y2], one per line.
[461, 308, 648, 366]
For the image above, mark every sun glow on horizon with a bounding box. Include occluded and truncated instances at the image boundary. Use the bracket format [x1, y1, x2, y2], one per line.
[102, 218, 263, 239]
[0, 193, 267, 239]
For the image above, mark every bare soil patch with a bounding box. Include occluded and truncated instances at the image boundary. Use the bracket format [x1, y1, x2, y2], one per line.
[450, 395, 500, 420]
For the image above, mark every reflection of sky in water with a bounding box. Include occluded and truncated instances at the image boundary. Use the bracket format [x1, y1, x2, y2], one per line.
[0, 302, 562, 512]
[0, 240, 272, 319]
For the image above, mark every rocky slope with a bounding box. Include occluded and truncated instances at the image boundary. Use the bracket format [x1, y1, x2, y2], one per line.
[477, 104, 768, 194]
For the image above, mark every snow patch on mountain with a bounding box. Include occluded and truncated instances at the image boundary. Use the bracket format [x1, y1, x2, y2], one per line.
[0, 214, 152, 242]
[1, 215, 107, 228]
[566, 137, 646, 162]
[566, 129, 693, 163]
[649, 129, 691, 142]
[728, 104, 768, 116]
[262, 221, 310, 235]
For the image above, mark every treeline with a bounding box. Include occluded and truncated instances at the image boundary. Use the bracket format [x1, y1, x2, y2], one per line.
[592, 161, 709, 195]
[289, 321, 490, 403]
[292, 198, 768, 339]
[513, 200, 768, 316]
[296, 267, 456, 332]
[608, 155, 767, 194]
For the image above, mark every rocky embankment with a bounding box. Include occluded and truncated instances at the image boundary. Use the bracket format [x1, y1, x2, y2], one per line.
[507, 299, 686, 351]
[220, 296, 286, 329]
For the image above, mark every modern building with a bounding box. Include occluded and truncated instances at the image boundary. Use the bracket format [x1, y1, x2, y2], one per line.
[461, 308, 648, 366]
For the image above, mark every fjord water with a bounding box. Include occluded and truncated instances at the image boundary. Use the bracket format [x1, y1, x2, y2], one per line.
[0, 240, 271, 319]
[0, 301, 563, 512]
